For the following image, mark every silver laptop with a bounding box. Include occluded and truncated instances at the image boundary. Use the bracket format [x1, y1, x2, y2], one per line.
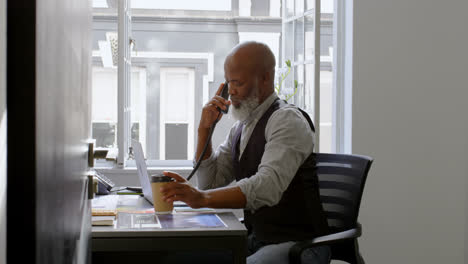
[132, 140, 154, 205]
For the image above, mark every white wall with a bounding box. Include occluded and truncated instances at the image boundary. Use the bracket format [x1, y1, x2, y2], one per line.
[0, 0, 6, 262]
[352, 0, 468, 263]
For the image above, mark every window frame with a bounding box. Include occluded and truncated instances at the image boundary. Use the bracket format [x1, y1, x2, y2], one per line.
[117, 0, 132, 167]
[281, 0, 321, 151]
[92, 53, 214, 169]
[281, 0, 350, 154]
[332, 0, 353, 154]
[92, 0, 344, 170]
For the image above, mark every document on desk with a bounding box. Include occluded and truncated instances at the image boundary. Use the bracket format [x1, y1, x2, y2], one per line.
[117, 212, 226, 229]
[116, 195, 154, 213]
[117, 212, 162, 229]
[157, 214, 226, 229]
[92, 195, 119, 215]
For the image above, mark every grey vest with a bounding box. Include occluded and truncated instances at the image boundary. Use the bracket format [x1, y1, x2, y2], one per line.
[231, 99, 329, 243]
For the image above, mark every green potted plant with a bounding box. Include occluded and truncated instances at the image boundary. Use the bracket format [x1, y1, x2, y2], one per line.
[275, 59, 298, 102]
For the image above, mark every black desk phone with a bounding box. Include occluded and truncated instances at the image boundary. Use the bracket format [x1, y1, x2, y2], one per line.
[95, 171, 115, 194]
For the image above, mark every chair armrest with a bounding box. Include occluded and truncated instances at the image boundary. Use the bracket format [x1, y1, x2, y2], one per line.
[289, 224, 362, 264]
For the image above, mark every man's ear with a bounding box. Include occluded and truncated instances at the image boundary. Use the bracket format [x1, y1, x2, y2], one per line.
[262, 70, 272, 85]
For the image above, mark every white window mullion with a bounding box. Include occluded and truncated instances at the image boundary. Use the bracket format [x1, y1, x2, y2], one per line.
[333, 0, 352, 154]
[127, 7, 132, 157]
[187, 70, 195, 159]
[159, 70, 166, 160]
[313, 0, 321, 152]
[117, 0, 132, 167]
[281, 0, 286, 64]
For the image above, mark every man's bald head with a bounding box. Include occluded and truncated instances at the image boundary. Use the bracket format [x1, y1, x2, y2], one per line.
[225, 41, 276, 76]
[224, 41, 276, 102]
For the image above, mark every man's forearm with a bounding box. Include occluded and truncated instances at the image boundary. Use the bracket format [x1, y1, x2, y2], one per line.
[195, 127, 213, 161]
[202, 186, 247, 209]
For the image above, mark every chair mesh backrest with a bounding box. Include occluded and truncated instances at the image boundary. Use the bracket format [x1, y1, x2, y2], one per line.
[316, 153, 373, 232]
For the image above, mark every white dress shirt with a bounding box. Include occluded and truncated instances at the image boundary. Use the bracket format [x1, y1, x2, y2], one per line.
[196, 93, 315, 212]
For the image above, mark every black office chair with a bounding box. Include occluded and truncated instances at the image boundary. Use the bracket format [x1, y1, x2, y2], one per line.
[289, 153, 373, 264]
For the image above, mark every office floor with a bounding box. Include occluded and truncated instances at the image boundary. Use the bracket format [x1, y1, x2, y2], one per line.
[93, 251, 235, 264]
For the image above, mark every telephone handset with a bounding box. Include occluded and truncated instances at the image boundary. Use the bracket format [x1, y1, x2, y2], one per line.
[186, 81, 229, 182]
[219, 81, 229, 114]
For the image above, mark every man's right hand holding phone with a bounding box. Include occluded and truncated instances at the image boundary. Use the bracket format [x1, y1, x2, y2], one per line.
[196, 83, 231, 161]
[199, 82, 231, 129]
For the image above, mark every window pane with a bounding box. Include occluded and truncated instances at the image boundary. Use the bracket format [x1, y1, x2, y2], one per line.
[91, 66, 147, 152]
[131, 68, 145, 123]
[92, 67, 117, 122]
[319, 121, 332, 153]
[293, 64, 304, 107]
[131, 67, 147, 154]
[92, 67, 118, 149]
[131, 0, 231, 11]
[93, 122, 116, 148]
[294, 17, 304, 63]
[305, 14, 315, 61]
[164, 72, 190, 122]
[283, 21, 294, 64]
[285, 0, 294, 18]
[165, 124, 188, 160]
[304, 63, 315, 114]
[295, 0, 304, 15]
[131, 122, 139, 142]
[319, 0, 334, 152]
[319, 70, 332, 153]
[93, 0, 108, 8]
[270, 0, 281, 17]
[305, 0, 315, 11]
[158, 67, 195, 160]
[281, 58, 295, 101]
[321, 0, 334, 14]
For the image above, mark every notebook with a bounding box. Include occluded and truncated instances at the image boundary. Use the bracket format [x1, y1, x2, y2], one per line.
[92, 215, 115, 226]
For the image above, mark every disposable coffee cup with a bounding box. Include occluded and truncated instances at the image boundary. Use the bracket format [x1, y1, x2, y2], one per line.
[150, 175, 174, 214]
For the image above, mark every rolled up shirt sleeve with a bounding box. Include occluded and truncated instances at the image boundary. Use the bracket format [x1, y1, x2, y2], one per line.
[236, 107, 315, 211]
[195, 122, 239, 190]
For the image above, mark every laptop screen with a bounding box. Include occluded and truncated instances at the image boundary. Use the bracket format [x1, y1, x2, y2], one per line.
[131, 140, 153, 205]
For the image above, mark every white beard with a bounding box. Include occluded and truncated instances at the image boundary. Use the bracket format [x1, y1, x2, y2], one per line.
[229, 94, 260, 122]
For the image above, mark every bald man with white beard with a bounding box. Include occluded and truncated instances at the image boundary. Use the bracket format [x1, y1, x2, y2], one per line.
[160, 42, 330, 263]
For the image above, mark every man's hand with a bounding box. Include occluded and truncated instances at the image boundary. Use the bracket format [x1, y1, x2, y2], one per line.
[160, 171, 208, 208]
[195, 83, 231, 161]
[160, 171, 247, 209]
[199, 83, 231, 129]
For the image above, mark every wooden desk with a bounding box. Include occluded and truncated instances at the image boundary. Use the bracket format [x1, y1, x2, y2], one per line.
[92, 195, 247, 264]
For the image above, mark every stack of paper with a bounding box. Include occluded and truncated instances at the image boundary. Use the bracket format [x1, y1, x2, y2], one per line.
[92, 215, 115, 226]
[92, 195, 119, 226]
